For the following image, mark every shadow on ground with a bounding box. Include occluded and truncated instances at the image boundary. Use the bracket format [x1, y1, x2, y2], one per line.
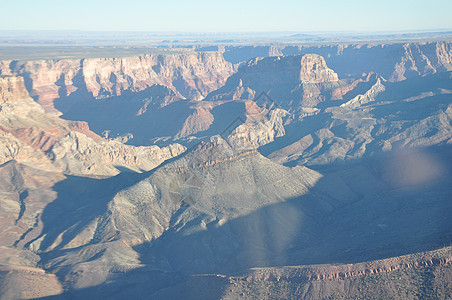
[37, 146, 452, 299]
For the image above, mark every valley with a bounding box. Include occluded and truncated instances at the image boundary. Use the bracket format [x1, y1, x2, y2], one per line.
[0, 41, 451, 299]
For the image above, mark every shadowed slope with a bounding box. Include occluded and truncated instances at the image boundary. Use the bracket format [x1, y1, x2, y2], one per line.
[24, 142, 452, 298]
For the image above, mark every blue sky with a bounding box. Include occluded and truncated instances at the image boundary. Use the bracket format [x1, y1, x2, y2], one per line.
[2, 0, 451, 32]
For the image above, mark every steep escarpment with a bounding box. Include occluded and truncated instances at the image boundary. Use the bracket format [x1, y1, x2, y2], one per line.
[0, 75, 45, 116]
[219, 42, 452, 81]
[0, 76, 186, 176]
[0, 51, 234, 113]
[51, 53, 452, 167]
[205, 54, 353, 108]
[59, 85, 289, 150]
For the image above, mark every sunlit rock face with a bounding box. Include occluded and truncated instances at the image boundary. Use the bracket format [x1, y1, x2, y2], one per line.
[221, 42, 452, 80]
[205, 54, 353, 109]
[0, 51, 234, 113]
[0, 76, 186, 176]
[0, 43, 451, 299]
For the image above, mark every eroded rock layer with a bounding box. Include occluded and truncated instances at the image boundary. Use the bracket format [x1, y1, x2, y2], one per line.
[0, 76, 186, 176]
[0, 51, 234, 113]
[220, 42, 452, 81]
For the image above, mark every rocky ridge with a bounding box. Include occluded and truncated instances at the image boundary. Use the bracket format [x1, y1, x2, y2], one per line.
[23, 139, 451, 298]
[161, 246, 452, 299]
[340, 77, 386, 108]
[259, 71, 452, 166]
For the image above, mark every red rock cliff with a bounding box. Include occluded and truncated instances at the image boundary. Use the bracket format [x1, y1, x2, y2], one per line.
[0, 51, 234, 113]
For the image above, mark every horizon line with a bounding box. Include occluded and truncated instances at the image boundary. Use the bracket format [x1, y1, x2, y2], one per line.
[1, 29, 452, 35]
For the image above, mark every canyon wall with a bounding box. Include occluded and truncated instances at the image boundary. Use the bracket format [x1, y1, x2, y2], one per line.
[2, 43, 450, 115]
[206, 53, 353, 108]
[0, 51, 234, 113]
[218, 42, 452, 81]
[0, 76, 186, 176]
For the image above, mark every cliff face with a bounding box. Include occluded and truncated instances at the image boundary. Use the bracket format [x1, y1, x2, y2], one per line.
[0, 76, 45, 116]
[0, 51, 234, 113]
[389, 42, 452, 81]
[0, 76, 186, 176]
[0, 76, 34, 103]
[0, 76, 58, 171]
[221, 42, 452, 81]
[299, 54, 339, 83]
[205, 54, 352, 108]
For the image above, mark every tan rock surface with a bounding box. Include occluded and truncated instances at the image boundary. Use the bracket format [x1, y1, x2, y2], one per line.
[205, 54, 352, 108]
[222, 42, 452, 81]
[0, 51, 234, 113]
[0, 45, 450, 299]
[299, 54, 339, 83]
[0, 76, 186, 176]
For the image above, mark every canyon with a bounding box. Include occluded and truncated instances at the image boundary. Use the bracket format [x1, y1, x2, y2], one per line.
[0, 41, 451, 299]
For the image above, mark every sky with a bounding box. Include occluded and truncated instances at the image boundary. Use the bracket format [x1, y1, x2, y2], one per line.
[1, 0, 451, 33]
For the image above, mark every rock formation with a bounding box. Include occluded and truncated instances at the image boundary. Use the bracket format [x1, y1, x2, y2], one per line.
[11, 138, 449, 298]
[0, 76, 186, 176]
[50, 131, 186, 176]
[0, 44, 451, 299]
[0, 51, 234, 113]
[156, 247, 452, 299]
[340, 76, 386, 108]
[259, 71, 452, 166]
[205, 54, 353, 109]
[220, 42, 452, 81]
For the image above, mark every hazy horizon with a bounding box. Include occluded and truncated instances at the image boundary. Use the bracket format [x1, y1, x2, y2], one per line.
[2, 28, 452, 50]
[2, 28, 452, 34]
[3, 0, 452, 32]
